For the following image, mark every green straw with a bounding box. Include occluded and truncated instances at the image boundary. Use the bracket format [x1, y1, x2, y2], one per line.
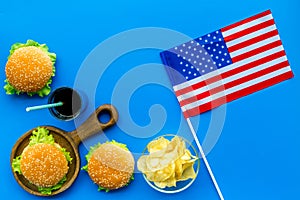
[26, 102, 63, 112]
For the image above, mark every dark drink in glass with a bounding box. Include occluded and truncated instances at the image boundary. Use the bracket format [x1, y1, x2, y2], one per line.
[48, 87, 82, 120]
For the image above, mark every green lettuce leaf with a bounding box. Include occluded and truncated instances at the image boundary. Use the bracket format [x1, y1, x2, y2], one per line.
[12, 155, 22, 174]
[29, 127, 55, 146]
[38, 176, 67, 195]
[60, 147, 73, 164]
[98, 185, 110, 192]
[81, 164, 88, 171]
[4, 39, 56, 97]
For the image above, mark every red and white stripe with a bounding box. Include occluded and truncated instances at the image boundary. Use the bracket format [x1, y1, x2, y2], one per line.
[174, 10, 293, 118]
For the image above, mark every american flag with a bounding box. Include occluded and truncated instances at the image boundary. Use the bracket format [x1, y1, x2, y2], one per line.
[161, 10, 293, 118]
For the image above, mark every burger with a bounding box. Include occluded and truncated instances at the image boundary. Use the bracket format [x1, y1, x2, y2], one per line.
[12, 127, 72, 195]
[4, 39, 56, 97]
[82, 141, 135, 192]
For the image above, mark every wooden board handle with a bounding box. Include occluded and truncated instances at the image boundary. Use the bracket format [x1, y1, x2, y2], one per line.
[70, 104, 118, 146]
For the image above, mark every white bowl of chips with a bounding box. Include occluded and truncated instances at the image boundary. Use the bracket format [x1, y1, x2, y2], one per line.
[137, 134, 200, 193]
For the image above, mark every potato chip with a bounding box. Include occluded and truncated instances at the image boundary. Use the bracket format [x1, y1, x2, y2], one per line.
[181, 149, 192, 161]
[154, 173, 177, 188]
[137, 136, 198, 189]
[177, 163, 197, 181]
[147, 137, 170, 153]
[174, 159, 184, 179]
[137, 155, 149, 172]
[145, 163, 175, 182]
[145, 136, 186, 171]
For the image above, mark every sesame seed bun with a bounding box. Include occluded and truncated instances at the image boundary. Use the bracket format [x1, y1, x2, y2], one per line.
[5, 46, 53, 93]
[20, 143, 69, 188]
[87, 143, 134, 190]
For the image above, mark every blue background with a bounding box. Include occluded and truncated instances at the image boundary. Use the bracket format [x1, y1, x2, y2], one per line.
[0, 0, 299, 199]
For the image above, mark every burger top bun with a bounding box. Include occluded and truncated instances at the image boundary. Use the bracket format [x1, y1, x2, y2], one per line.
[20, 143, 69, 188]
[87, 143, 134, 190]
[5, 46, 53, 93]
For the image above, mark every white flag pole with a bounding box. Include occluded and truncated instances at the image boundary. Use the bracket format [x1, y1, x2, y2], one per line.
[186, 118, 224, 200]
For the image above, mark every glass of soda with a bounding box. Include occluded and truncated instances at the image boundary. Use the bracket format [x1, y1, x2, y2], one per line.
[48, 87, 83, 121]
